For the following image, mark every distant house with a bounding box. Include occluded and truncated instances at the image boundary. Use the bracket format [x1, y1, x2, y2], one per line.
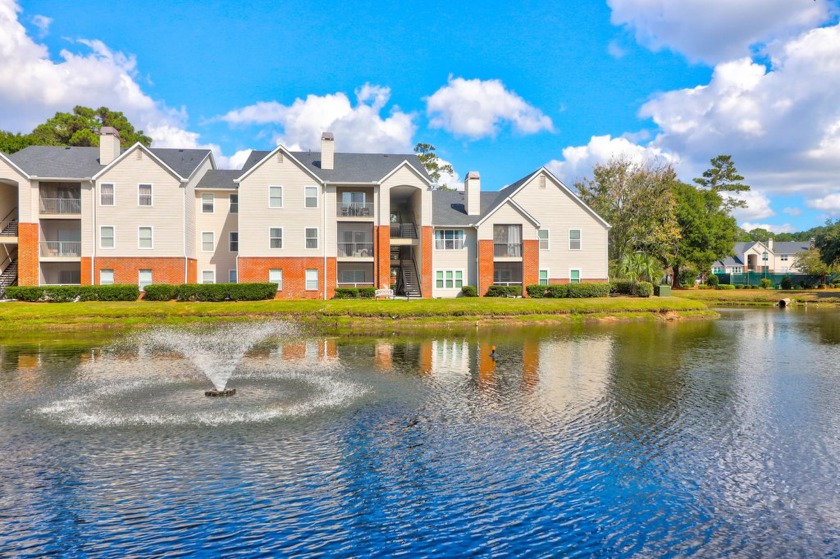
[712, 239, 812, 275]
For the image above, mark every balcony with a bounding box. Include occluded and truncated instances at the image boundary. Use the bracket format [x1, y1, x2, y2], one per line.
[337, 202, 374, 217]
[338, 242, 374, 258]
[494, 243, 522, 257]
[40, 241, 81, 257]
[40, 198, 81, 215]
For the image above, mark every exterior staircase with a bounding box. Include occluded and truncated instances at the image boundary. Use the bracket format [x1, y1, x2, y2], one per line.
[400, 262, 421, 298]
[0, 219, 17, 237]
[0, 257, 18, 299]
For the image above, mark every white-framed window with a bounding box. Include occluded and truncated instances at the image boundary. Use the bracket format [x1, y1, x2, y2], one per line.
[269, 227, 283, 249]
[228, 269, 237, 283]
[138, 269, 152, 291]
[202, 231, 214, 252]
[569, 229, 581, 250]
[434, 229, 465, 250]
[781, 254, 789, 261]
[269, 269, 283, 291]
[138, 183, 152, 206]
[202, 270, 215, 284]
[570, 269, 581, 284]
[202, 193, 214, 213]
[138, 226, 153, 249]
[229, 232, 238, 252]
[539, 229, 550, 250]
[539, 269, 549, 285]
[732, 266, 743, 273]
[100, 269, 114, 285]
[269, 185, 283, 208]
[435, 269, 464, 289]
[712, 266, 724, 273]
[305, 186, 318, 208]
[305, 268, 318, 290]
[100, 183, 115, 206]
[230, 194, 238, 214]
[100, 225, 115, 249]
[305, 227, 319, 249]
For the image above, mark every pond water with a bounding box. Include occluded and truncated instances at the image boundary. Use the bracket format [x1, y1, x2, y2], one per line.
[1, 309, 838, 557]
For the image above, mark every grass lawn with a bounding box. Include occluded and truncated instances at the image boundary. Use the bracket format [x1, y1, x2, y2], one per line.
[0, 296, 712, 334]
[672, 288, 840, 306]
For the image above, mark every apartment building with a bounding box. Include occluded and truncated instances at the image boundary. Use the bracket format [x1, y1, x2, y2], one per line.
[0, 129, 609, 298]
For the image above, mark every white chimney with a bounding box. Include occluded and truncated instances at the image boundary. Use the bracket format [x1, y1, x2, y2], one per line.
[768, 238, 774, 252]
[321, 132, 334, 170]
[465, 171, 481, 215]
[99, 126, 121, 165]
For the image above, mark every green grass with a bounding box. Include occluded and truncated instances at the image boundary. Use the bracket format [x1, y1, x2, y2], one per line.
[673, 288, 840, 306]
[0, 296, 710, 334]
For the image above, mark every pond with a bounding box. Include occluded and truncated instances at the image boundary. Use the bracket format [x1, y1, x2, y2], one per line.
[1, 309, 838, 557]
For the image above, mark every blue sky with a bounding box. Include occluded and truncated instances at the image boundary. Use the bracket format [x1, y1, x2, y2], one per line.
[3, 0, 840, 233]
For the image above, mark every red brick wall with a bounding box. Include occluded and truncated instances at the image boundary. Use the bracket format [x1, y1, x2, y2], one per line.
[478, 239, 494, 295]
[17, 222, 39, 286]
[93, 257, 187, 285]
[187, 259, 197, 284]
[522, 239, 539, 296]
[238, 256, 336, 299]
[421, 226, 433, 298]
[375, 225, 390, 290]
[80, 257, 92, 285]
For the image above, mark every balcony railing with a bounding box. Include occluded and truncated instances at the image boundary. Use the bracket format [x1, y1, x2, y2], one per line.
[40, 241, 81, 257]
[338, 242, 374, 257]
[337, 202, 374, 217]
[494, 243, 522, 257]
[40, 198, 81, 215]
[493, 281, 523, 286]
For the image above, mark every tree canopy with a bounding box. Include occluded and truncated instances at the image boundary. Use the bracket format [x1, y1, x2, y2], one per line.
[414, 143, 455, 190]
[815, 220, 840, 266]
[694, 155, 750, 210]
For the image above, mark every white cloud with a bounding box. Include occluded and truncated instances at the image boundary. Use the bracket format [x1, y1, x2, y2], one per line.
[608, 0, 832, 63]
[425, 76, 553, 139]
[30, 14, 50, 37]
[806, 194, 840, 214]
[228, 149, 252, 171]
[217, 84, 416, 153]
[740, 222, 796, 234]
[783, 207, 802, 217]
[436, 157, 462, 191]
[607, 40, 627, 59]
[546, 134, 678, 185]
[728, 190, 775, 222]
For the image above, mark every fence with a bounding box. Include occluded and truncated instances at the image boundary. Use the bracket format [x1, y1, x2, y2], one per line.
[716, 272, 836, 288]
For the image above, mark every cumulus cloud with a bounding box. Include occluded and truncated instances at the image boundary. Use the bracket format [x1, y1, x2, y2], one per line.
[436, 157, 463, 191]
[806, 194, 840, 214]
[740, 222, 796, 234]
[217, 84, 416, 153]
[608, 0, 832, 64]
[783, 207, 802, 217]
[727, 190, 775, 222]
[425, 76, 553, 139]
[546, 134, 678, 185]
[30, 14, 50, 37]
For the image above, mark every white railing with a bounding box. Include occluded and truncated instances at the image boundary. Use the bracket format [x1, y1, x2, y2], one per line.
[494, 243, 522, 257]
[337, 282, 375, 287]
[337, 242, 374, 257]
[337, 202, 374, 217]
[40, 198, 82, 214]
[492, 281, 523, 286]
[40, 241, 81, 257]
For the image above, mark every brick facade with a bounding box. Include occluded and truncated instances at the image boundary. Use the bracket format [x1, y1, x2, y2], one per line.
[93, 257, 188, 285]
[238, 256, 336, 299]
[521, 239, 539, 296]
[17, 222, 39, 286]
[549, 277, 609, 284]
[478, 239, 495, 295]
[375, 225, 390, 290]
[421, 226, 433, 298]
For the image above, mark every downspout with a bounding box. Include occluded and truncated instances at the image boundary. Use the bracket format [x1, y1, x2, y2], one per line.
[475, 225, 480, 296]
[91, 179, 96, 285]
[183, 181, 188, 283]
[323, 182, 327, 301]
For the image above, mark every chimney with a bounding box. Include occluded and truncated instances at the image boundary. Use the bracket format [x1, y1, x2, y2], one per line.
[465, 171, 481, 215]
[99, 126, 121, 165]
[768, 237, 774, 252]
[321, 132, 334, 170]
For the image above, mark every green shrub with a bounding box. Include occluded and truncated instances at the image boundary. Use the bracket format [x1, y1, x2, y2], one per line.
[819, 283, 826, 289]
[5, 285, 139, 302]
[334, 287, 359, 299]
[525, 284, 546, 298]
[751, 285, 759, 289]
[461, 285, 478, 297]
[5, 286, 46, 301]
[485, 285, 521, 297]
[706, 274, 719, 287]
[175, 282, 277, 302]
[716, 284, 736, 290]
[610, 279, 634, 295]
[735, 284, 743, 289]
[143, 284, 178, 301]
[760, 278, 772, 289]
[780, 276, 792, 290]
[636, 281, 653, 297]
[545, 284, 569, 298]
[679, 268, 698, 288]
[358, 287, 377, 299]
[566, 282, 610, 298]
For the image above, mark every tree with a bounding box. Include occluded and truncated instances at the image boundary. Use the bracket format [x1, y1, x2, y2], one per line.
[617, 252, 662, 284]
[795, 247, 834, 284]
[29, 106, 151, 148]
[575, 157, 681, 264]
[694, 155, 750, 210]
[0, 131, 35, 154]
[746, 227, 774, 242]
[414, 143, 455, 190]
[815, 219, 840, 266]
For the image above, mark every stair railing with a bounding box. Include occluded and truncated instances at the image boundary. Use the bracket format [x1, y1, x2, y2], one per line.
[0, 207, 18, 236]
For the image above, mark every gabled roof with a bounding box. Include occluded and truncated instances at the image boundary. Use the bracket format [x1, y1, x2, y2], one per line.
[196, 170, 240, 190]
[714, 241, 812, 267]
[773, 241, 811, 254]
[240, 150, 430, 183]
[150, 148, 211, 180]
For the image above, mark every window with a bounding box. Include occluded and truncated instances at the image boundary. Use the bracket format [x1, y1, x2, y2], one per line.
[269, 185, 283, 208]
[229, 269, 237, 283]
[712, 266, 724, 273]
[732, 266, 743, 273]
[230, 194, 238, 213]
[539, 229, 549, 250]
[435, 229, 465, 250]
[339, 269, 367, 283]
[229, 232, 238, 252]
[781, 254, 789, 261]
[202, 232, 214, 252]
[202, 193, 214, 213]
[493, 225, 522, 257]
[435, 269, 463, 289]
[138, 183, 152, 206]
[100, 183, 114, 206]
[138, 226, 153, 249]
[269, 269, 283, 290]
[539, 270, 549, 285]
[202, 270, 215, 284]
[305, 227, 319, 249]
[100, 269, 114, 285]
[305, 186, 318, 208]
[100, 226, 115, 249]
[569, 229, 581, 250]
[270, 227, 283, 249]
[138, 269, 152, 291]
[570, 269, 581, 284]
[305, 269, 318, 290]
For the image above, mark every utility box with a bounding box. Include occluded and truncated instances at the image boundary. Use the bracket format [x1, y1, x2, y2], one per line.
[655, 285, 672, 297]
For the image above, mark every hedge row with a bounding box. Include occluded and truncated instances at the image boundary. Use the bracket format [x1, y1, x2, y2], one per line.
[485, 285, 522, 297]
[6, 284, 139, 302]
[461, 285, 478, 297]
[610, 279, 634, 295]
[144, 282, 278, 302]
[525, 283, 611, 298]
[333, 287, 377, 299]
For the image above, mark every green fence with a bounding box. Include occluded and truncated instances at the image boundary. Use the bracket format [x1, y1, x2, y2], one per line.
[715, 272, 833, 288]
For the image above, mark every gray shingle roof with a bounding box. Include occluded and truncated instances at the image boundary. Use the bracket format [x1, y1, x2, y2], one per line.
[196, 169, 240, 189]
[431, 189, 508, 226]
[149, 148, 210, 179]
[773, 241, 810, 254]
[714, 241, 811, 267]
[240, 150, 430, 183]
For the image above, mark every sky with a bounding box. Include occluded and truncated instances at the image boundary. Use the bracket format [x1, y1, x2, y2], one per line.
[2, 0, 840, 233]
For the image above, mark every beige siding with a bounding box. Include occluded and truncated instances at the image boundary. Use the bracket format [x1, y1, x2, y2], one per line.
[0, 159, 26, 219]
[379, 165, 429, 227]
[195, 190, 238, 282]
[80, 181, 94, 256]
[95, 149, 185, 257]
[432, 227, 476, 297]
[184, 156, 213, 259]
[511, 171, 609, 280]
[477, 203, 538, 240]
